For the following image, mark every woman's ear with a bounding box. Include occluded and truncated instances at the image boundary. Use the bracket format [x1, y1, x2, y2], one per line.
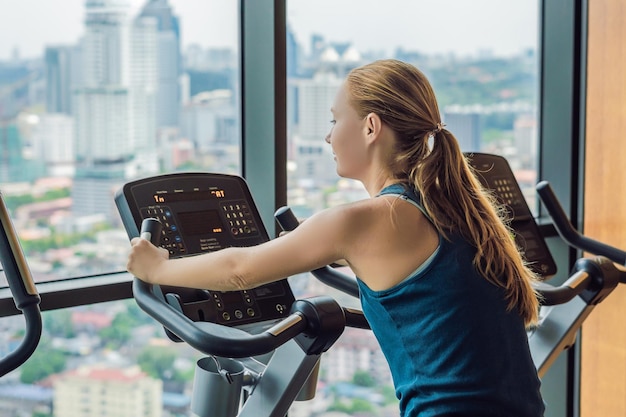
[364, 112, 383, 143]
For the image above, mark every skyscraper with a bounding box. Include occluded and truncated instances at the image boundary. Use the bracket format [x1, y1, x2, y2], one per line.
[290, 71, 341, 186]
[138, 0, 181, 128]
[75, 0, 134, 165]
[33, 113, 75, 177]
[0, 118, 46, 182]
[72, 0, 159, 221]
[45, 45, 80, 115]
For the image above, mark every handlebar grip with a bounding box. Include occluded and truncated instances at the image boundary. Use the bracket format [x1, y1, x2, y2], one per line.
[536, 181, 626, 265]
[140, 218, 162, 245]
[275, 206, 301, 232]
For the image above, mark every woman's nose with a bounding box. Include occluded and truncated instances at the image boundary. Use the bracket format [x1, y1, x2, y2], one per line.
[324, 132, 331, 144]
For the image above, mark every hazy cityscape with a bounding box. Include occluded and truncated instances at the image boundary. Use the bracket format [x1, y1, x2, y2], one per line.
[0, 0, 539, 416]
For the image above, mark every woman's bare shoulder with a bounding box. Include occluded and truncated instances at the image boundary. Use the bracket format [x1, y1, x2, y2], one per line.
[308, 198, 385, 229]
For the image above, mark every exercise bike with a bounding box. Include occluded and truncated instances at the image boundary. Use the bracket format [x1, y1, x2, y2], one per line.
[115, 153, 626, 417]
[115, 173, 369, 417]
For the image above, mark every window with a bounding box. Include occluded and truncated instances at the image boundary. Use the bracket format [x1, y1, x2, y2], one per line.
[0, 0, 240, 287]
[0, 1, 237, 415]
[286, 1, 539, 415]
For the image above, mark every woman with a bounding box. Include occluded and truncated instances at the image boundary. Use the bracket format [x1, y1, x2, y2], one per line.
[127, 59, 544, 417]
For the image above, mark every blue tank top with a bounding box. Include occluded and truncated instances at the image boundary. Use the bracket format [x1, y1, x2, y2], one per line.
[357, 183, 544, 417]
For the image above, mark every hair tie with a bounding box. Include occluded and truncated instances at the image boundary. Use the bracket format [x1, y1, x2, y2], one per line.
[434, 122, 446, 134]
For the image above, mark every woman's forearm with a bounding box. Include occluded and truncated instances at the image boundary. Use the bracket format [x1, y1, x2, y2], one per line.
[152, 247, 252, 291]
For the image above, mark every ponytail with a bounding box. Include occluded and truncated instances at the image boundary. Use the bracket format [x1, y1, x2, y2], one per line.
[414, 129, 541, 327]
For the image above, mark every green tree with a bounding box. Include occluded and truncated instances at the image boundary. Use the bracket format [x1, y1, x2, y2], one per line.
[327, 400, 351, 414]
[380, 384, 398, 405]
[350, 398, 375, 413]
[352, 370, 376, 387]
[136, 345, 177, 381]
[328, 398, 374, 415]
[98, 312, 134, 348]
[20, 343, 66, 383]
[43, 309, 75, 338]
[124, 300, 155, 326]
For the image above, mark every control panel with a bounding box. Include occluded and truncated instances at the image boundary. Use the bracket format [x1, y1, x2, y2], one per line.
[115, 173, 295, 331]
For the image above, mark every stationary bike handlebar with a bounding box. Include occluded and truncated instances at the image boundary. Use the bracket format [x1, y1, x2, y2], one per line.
[133, 218, 367, 359]
[533, 181, 626, 307]
[0, 194, 42, 377]
[536, 181, 626, 266]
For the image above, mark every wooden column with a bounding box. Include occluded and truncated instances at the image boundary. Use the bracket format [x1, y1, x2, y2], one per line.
[581, 0, 626, 415]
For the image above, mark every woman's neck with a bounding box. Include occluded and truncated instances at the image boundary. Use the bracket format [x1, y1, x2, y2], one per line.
[363, 175, 405, 197]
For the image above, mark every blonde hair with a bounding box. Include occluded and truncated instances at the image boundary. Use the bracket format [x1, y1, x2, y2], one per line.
[346, 59, 540, 327]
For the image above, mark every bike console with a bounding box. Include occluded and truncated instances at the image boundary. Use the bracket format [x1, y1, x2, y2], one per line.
[115, 173, 296, 334]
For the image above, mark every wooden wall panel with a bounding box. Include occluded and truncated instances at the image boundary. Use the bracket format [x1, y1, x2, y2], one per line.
[581, 0, 626, 416]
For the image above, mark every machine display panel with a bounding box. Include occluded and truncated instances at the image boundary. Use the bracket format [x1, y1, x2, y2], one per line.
[115, 173, 295, 330]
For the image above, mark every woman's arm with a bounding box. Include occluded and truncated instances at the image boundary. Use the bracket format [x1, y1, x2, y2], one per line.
[126, 205, 356, 291]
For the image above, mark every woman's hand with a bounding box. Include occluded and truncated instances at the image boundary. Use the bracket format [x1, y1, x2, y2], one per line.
[126, 238, 170, 284]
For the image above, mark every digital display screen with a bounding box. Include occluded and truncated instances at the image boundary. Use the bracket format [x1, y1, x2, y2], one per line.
[153, 189, 225, 203]
[177, 210, 224, 236]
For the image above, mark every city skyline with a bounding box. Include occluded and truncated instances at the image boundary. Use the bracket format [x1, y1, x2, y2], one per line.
[0, 0, 537, 61]
[0, 0, 540, 280]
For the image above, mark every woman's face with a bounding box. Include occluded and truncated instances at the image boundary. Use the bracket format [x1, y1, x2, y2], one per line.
[325, 84, 368, 179]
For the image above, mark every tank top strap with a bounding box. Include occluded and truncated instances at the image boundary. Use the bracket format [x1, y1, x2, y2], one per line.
[377, 183, 431, 222]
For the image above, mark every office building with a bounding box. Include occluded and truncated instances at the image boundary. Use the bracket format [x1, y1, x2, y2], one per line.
[290, 71, 342, 187]
[72, 0, 159, 221]
[138, 0, 181, 128]
[442, 112, 482, 152]
[53, 365, 162, 417]
[32, 113, 75, 177]
[45, 45, 80, 115]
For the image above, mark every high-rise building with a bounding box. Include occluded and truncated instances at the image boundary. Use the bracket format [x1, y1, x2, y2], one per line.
[32, 113, 75, 177]
[75, 0, 134, 164]
[286, 25, 299, 77]
[138, 0, 181, 128]
[74, 0, 159, 164]
[179, 89, 234, 150]
[72, 0, 159, 221]
[130, 15, 159, 157]
[53, 365, 162, 417]
[0, 118, 45, 182]
[290, 71, 341, 187]
[45, 46, 75, 115]
[513, 113, 538, 170]
[442, 112, 482, 152]
[0, 121, 23, 182]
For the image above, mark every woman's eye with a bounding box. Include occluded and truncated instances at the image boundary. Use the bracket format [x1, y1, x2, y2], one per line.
[330, 120, 336, 125]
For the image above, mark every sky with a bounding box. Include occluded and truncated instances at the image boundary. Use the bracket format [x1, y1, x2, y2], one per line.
[0, 0, 538, 61]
